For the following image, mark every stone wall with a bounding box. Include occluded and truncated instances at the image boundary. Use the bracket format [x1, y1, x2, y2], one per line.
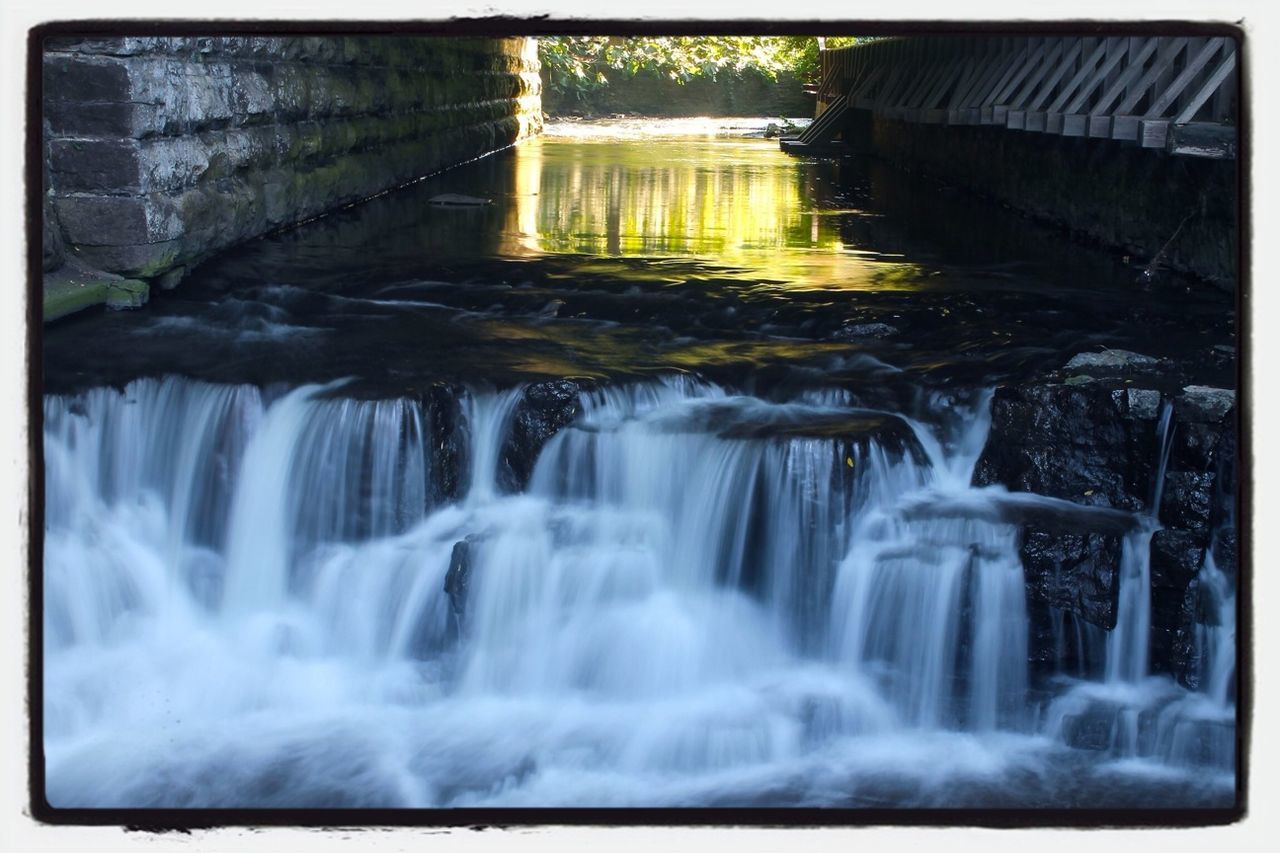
[42, 35, 542, 305]
[842, 114, 1237, 286]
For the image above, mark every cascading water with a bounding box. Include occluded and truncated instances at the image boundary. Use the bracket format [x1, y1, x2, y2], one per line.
[42, 375, 1234, 807]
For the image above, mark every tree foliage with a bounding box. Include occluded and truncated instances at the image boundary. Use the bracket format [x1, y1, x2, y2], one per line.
[539, 36, 870, 100]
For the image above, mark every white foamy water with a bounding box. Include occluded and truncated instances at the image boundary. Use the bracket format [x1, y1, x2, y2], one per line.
[42, 376, 1235, 807]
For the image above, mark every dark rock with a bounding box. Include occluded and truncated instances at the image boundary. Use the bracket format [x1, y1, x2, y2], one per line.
[1150, 529, 1207, 592]
[1026, 601, 1108, 681]
[1159, 471, 1215, 530]
[443, 535, 476, 634]
[1148, 529, 1207, 682]
[104, 279, 150, 310]
[1020, 528, 1121, 630]
[501, 380, 584, 490]
[974, 384, 1155, 513]
[1125, 388, 1162, 420]
[716, 409, 920, 457]
[155, 266, 187, 291]
[1176, 386, 1234, 424]
[424, 384, 465, 503]
[1170, 422, 1222, 473]
[831, 321, 898, 341]
[1064, 349, 1162, 373]
[1212, 529, 1238, 581]
[1208, 416, 1238, 530]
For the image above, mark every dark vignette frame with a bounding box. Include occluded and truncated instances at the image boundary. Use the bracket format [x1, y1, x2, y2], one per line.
[24, 15, 1251, 831]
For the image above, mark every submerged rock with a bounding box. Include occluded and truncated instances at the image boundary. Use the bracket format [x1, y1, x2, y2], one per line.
[428, 193, 492, 208]
[830, 321, 898, 341]
[104, 278, 150, 310]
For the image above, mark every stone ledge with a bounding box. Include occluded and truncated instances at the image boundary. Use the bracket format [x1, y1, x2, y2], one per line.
[43, 260, 150, 322]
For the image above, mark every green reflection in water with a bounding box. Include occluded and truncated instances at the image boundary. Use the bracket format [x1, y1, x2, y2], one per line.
[500, 133, 923, 291]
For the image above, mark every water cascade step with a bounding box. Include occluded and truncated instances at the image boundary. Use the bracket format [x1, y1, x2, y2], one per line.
[41, 375, 1236, 807]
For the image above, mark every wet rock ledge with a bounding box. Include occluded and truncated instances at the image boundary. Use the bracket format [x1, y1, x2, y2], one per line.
[975, 352, 1238, 687]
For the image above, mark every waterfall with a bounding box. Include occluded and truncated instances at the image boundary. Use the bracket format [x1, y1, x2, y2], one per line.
[829, 390, 1028, 731]
[463, 388, 525, 502]
[1104, 528, 1156, 685]
[1105, 400, 1173, 685]
[41, 375, 1234, 807]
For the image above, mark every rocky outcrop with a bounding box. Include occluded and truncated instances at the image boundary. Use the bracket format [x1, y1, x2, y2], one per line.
[422, 383, 467, 504]
[975, 383, 1157, 513]
[978, 378, 1239, 684]
[42, 36, 542, 316]
[500, 380, 585, 490]
[1021, 530, 1122, 630]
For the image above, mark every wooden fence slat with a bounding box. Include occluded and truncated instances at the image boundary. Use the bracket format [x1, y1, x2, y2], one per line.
[1000, 38, 1054, 107]
[903, 58, 949, 111]
[794, 34, 1236, 159]
[1049, 37, 1110, 113]
[1090, 36, 1159, 116]
[847, 64, 885, 106]
[988, 38, 1046, 122]
[1025, 38, 1085, 131]
[1007, 39, 1065, 128]
[977, 42, 1032, 122]
[1045, 38, 1109, 134]
[977, 41, 1028, 107]
[1063, 36, 1128, 114]
[1030, 38, 1084, 111]
[947, 58, 984, 109]
[874, 53, 912, 107]
[924, 57, 967, 109]
[951, 47, 1013, 123]
[1146, 37, 1226, 117]
[1174, 48, 1236, 123]
[1116, 36, 1188, 113]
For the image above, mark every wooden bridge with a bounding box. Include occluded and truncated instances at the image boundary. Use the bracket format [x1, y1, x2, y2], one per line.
[786, 34, 1239, 159]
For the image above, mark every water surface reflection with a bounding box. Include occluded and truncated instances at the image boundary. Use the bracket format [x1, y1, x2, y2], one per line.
[43, 119, 1234, 395]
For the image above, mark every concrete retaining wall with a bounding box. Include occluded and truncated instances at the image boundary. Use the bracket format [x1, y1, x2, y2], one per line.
[42, 35, 542, 311]
[843, 114, 1237, 286]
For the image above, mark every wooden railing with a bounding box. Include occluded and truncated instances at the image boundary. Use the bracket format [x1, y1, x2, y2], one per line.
[816, 34, 1238, 158]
